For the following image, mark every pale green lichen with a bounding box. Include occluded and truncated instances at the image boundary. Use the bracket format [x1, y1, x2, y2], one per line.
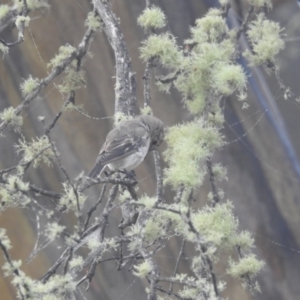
[207, 107, 225, 125]
[160, 9, 246, 116]
[0, 181, 30, 211]
[58, 68, 85, 93]
[32, 274, 76, 297]
[211, 63, 247, 96]
[0, 187, 11, 208]
[155, 79, 172, 94]
[190, 10, 228, 44]
[228, 254, 265, 279]
[141, 105, 153, 116]
[179, 287, 198, 299]
[177, 276, 217, 299]
[64, 232, 80, 247]
[48, 44, 76, 70]
[219, 0, 229, 6]
[85, 12, 102, 31]
[0, 107, 23, 132]
[133, 261, 151, 278]
[104, 238, 118, 252]
[249, 0, 272, 9]
[0, 43, 9, 56]
[244, 14, 284, 65]
[242, 101, 249, 110]
[119, 190, 131, 203]
[138, 195, 156, 209]
[238, 91, 248, 102]
[69, 256, 83, 269]
[234, 231, 255, 251]
[138, 6, 166, 30]
[14, 0, 49, 10]
[45, 222, 65, 241]
[192, 201, 238, 249]
[20, 76, 40, 97]
[15, 135, 54, 167]
[0, 5, 10, 20]
[87, 235, 102, 251]
[15, 15, 30, 30]
[164, 120, 223, 188]
[0, 228, 12, 250]
[114, 111, 130, 125]
[143, 220, 163, 243]
[59, 182, 87, 212]
[140, 33, 182, 68]
[212, 163, 228, 181]
[126, 224, 143, 252]
[2, 260, 22, 277]
[141, 211, 167, 244]
[175, 38, 239, 114]
[7, 175, 29, 192]
[63, 101, 79, 112]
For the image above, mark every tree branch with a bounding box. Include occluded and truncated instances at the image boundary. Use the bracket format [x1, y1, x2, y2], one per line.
[93, 0, 138, 117]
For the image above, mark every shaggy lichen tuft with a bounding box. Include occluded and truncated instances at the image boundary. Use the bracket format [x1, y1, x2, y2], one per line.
[138, 6, 166, 30]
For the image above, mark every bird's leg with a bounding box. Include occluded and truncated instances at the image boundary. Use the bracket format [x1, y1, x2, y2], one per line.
[115, 170, 136, 193]
[120, 169, 136, 181]
[118, 169, 135, 179]
[104, 169, 116, 177]
[116, 169, 127, 176]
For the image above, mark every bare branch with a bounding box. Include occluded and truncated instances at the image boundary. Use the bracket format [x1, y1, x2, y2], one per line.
[153, 150, 163, 203]
[29, 184, 61, 199]
[0, 25, 95, 133]
[206, 158, 220, 206]
[168, 239, 185, 294]
[143, 58, 153, 108]
[82, 184, 107, 232]
[236, 5, 254, 40]
[93, 0, 138, 117]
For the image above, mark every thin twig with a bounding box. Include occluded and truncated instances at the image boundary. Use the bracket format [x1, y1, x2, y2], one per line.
[206, 158, 220, 206]
[0, 0, 28, 48]
[174, 184, 184, 203]
[168, 239, 185, 294]
[0, 25, 95, 133]
[63, 248, 74, 275]
[236, 6, 254, 40]
[153, 150, 163, 203]
[78, 258, 97, 290]
[80, 176, 137, 191]
[0, 238, 29, 298]
[40, 247, 71, 283]
[29, 184, 61, 199]
[82, 184, 107, 232]
[0, 145, 51, 176]
[143, 58, 153, 108]
[93, 0, 138, 117]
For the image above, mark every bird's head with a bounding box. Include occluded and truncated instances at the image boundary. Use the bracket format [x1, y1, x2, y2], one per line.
[140, 115, 164, 151]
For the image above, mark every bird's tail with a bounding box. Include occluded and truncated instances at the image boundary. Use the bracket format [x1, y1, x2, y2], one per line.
[77, 164, 105, 192]
[88, 163, 105, 178]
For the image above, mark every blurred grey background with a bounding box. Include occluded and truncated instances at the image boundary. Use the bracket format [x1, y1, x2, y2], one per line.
[1, 0, 300, 299]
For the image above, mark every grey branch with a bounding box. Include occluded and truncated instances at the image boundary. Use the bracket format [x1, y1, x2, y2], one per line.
[153, 150, 163, 203]
[93, 0, 138, 117]
[0, 24, 95, 133]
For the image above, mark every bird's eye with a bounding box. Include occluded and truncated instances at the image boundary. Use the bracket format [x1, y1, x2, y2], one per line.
[152, 140, 157, 146]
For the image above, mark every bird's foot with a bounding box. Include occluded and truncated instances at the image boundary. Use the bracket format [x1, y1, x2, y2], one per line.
[120, 169, 136, 181]
[104, 170, 116, 177]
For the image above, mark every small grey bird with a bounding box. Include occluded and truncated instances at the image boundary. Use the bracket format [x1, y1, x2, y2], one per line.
[88, 115, 164, 178]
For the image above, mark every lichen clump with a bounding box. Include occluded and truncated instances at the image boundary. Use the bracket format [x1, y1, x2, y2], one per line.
[138, 6, 166, 30]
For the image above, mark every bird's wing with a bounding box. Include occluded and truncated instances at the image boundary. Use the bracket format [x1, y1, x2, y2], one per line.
[96, 125, 150, 166]
[88, 133, 150, 178]
[88, 124, 149, 178]
[100, 136, 148, 165]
